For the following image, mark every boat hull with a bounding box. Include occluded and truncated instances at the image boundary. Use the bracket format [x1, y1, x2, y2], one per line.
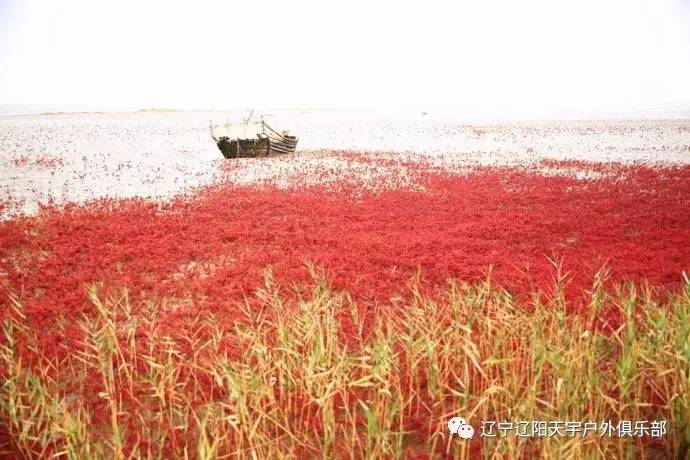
[268, 135, 298, 155]
[215, 136, 298, 159]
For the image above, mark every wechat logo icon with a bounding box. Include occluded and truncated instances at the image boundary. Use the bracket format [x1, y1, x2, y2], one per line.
[448, 417, 475, 439]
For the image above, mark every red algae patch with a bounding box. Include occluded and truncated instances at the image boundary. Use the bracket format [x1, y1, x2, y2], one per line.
[1, 160, 689, 345]
[9, 154, 64, 168]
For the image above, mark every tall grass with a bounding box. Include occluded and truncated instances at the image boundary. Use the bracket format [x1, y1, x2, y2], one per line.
[1, 270, 689, 458]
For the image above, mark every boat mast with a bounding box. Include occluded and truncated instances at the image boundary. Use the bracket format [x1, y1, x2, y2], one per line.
[244, 109, 254, 124]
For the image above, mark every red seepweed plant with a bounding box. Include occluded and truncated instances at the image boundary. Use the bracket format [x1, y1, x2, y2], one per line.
[0, 159, 689, 458]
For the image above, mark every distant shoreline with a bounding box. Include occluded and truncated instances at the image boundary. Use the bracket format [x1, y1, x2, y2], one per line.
[0, 106, 365, 117]
[1, 106, 689, 120]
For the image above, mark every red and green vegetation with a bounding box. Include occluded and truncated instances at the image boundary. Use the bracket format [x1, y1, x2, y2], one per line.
[1, 157, 689, 458]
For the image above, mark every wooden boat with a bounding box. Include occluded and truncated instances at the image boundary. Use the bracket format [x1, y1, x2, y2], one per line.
[209, 112, 298, 158]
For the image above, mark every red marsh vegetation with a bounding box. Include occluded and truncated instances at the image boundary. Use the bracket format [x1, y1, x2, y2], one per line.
[0, 158, 689, 458]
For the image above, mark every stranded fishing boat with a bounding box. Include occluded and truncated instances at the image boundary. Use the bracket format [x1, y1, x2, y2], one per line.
[209, 111, 298, 158]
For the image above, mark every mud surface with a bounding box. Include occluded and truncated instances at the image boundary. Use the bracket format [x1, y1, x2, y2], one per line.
[1, 110, 688, 215]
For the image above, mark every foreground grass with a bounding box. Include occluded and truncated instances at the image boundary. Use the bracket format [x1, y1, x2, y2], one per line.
[1, 270, 689, 459]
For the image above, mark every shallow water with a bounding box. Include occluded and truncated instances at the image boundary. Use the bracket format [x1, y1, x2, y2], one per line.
[0, 110, 688, 215]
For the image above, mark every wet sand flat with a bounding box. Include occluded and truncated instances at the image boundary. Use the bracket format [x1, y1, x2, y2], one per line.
[0, 110, 688, 215]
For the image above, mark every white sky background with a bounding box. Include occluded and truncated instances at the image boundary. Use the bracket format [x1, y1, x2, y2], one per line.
[0, 0, 689, 115]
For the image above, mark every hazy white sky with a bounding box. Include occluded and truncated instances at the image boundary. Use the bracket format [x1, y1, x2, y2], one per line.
[1, 0, 689, 112]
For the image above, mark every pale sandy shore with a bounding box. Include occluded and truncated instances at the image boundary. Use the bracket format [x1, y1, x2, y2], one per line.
[0, 110, 688, 216]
